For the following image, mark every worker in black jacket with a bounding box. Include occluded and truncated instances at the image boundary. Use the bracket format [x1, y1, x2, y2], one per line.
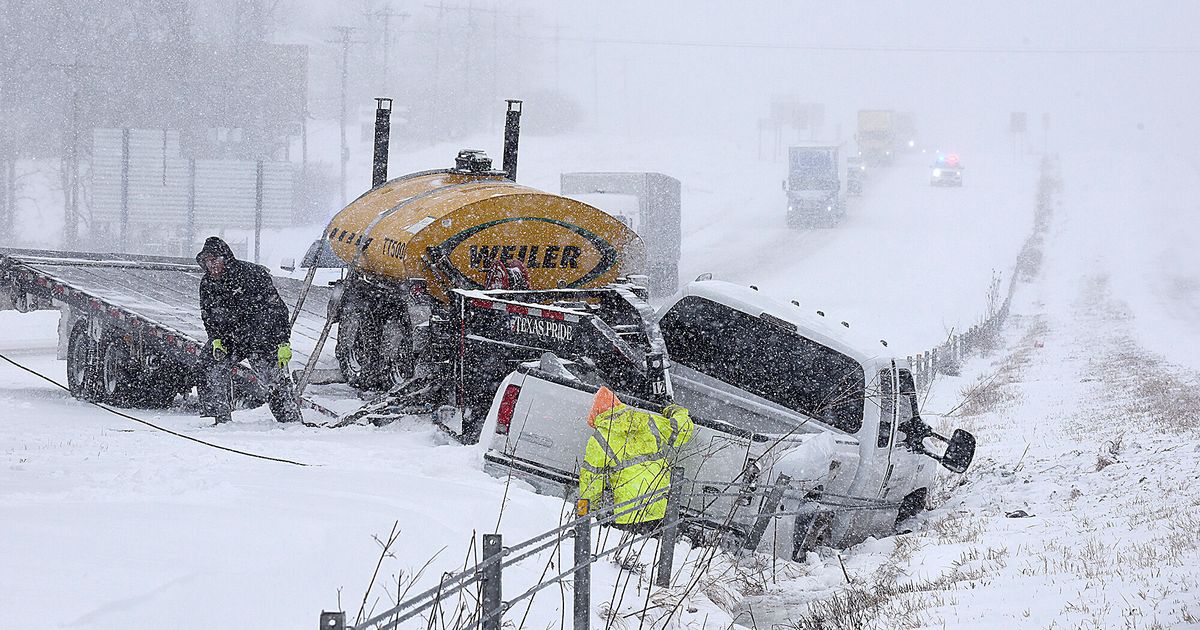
[195, 236, 302, 425]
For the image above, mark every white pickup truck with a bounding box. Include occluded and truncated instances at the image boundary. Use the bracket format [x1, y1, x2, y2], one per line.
[483, 280, 975, 559]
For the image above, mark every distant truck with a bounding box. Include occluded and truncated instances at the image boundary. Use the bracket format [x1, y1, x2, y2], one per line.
[894, 112, 918, 152]
[784, 145, 845, 228]
[856, 110, 896, 165]
[483, 280, 976, 560]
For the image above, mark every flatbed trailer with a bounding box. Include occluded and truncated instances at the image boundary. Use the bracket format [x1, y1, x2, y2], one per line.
[0, 248, 337, 411]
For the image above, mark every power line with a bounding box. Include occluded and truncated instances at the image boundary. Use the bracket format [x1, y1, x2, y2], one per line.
[382, 27, 1199, 54]
[515, 34, 1200, 55]
[0, 351, 312, 467]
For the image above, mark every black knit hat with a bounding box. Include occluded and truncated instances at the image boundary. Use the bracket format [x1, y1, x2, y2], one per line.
[196, 236, 236, 267]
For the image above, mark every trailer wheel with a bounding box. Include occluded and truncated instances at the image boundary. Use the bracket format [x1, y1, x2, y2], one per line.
[66, 320, 103, 402]
[138, 362, 185, 408]
[101, 337, 143, 406]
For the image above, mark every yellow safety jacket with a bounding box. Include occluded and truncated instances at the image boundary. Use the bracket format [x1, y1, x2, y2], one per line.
[579, 403, 694, 524]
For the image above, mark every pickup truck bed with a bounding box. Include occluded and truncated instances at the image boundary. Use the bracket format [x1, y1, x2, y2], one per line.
[483, 362, 867, 554]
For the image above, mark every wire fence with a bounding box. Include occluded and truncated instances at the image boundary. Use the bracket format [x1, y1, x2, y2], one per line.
[908, 156, 1059, 389]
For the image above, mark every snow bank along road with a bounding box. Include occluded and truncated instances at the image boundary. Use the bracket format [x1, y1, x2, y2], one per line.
[745, 152, 1200, 629]
[0, 143, 1045, 628]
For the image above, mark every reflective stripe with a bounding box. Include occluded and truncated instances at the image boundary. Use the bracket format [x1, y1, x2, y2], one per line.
[609, 452, 665, 471]
[646, 417, 666, 447]
[580, 461, 607, 474]
[590, 429, 620, 463]
[590, 430, 666, 473]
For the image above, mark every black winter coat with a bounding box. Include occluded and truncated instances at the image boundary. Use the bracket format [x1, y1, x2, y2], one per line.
[196, 237, 291, 356]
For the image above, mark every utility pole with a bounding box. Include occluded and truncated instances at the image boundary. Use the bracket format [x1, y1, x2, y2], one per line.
[428, 1, 508, 131]
[328, 26, 362, 206]
[0, 73, 9, 237]
[53, 61, 93, 249]
[373, 5, 410, 93]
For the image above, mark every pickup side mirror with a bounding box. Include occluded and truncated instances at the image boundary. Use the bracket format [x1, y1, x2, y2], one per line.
[900, 419, 976, 473]
[781, 179, 787, 191]
[940, 428, 976, 473]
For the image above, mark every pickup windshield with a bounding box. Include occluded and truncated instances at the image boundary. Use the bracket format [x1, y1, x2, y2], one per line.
[659, 296, 865, 433]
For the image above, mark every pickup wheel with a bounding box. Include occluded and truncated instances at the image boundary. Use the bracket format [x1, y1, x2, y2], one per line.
[794, 512, 834, 559]
[895, 488, 929, 528]
[66, 320, 103, 402]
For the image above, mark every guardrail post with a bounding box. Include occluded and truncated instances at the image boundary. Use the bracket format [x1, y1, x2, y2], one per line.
[573, 501, 591, 630]
[655, 467, 685, 588]
[319, 611, 345, 630]
[481, 533, 504, 630]
[742, 474, 790, 554]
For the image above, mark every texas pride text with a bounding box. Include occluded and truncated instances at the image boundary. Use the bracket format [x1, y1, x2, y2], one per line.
[466, 245, 583, 269]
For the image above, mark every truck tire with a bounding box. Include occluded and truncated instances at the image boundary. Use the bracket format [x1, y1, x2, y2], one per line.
[100, 336, 144, 406]
[66, 320, 103, 402]
[336, 307, 414, 391]
[138, 360, 186, 408]
[336, 307, 384, 389]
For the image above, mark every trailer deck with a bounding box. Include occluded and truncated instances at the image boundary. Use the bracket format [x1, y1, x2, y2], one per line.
[0, 248, 340, 410]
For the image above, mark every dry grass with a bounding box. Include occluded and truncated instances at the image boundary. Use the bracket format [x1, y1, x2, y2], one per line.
[1069, 276, 1200, 436]
[949, 316, 1048, 419]
[780, 538, 1008, 630]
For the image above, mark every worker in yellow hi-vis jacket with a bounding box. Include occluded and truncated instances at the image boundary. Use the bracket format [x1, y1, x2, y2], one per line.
[578, 386, 694, 535]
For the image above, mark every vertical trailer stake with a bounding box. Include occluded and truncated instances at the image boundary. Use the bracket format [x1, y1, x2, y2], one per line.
[502, 100, 523, 181]
[372, 97, 393, 188]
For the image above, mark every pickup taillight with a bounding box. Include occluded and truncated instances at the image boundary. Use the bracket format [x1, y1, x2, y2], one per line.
[496, 384, 521, 434]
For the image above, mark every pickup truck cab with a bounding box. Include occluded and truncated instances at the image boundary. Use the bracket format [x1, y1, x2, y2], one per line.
[483, 280, 975, 560]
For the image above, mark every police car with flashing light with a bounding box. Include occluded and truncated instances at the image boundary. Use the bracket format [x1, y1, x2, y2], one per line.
[930, 153, 963, 187]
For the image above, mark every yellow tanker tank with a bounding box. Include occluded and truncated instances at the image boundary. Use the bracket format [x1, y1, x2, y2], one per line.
[326, 156, 645, 303]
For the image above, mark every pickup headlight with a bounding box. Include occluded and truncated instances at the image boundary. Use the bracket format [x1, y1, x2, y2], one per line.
[933, 168, 943, 176]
